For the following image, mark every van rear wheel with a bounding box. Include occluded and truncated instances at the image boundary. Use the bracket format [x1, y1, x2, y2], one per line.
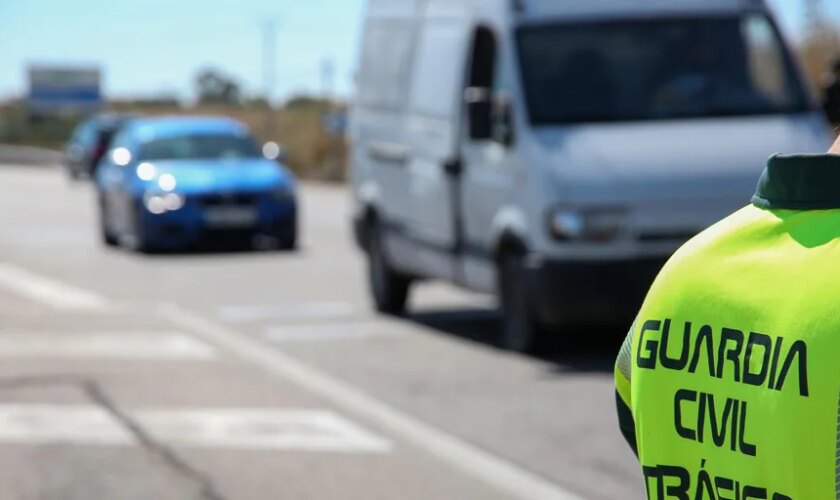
[368, 223, 411, 314]
[498, 253, 540, 353]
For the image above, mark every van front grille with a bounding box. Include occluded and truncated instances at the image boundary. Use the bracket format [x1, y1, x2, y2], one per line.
[638, 230, 698, 243]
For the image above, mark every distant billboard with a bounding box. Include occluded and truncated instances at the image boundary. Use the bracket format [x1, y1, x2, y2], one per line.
[27, 66, 103, 114]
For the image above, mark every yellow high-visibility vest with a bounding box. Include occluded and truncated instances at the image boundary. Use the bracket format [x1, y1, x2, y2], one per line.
[615, 154, 840, 499]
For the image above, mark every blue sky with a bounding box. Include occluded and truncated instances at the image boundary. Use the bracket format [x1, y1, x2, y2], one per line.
[0, 0, 837, 103]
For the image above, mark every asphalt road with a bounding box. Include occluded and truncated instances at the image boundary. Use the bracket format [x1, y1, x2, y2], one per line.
[0, 163, 644, 500]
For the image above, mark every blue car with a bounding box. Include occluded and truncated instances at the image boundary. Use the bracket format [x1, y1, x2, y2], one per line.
[95, 116, 297, 252]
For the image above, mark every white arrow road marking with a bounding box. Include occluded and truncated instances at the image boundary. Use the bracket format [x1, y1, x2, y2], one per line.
[0, 263, 109, 311]
[0, 405, 391, 452]
[0, 332, 217, 360]
[217, 301, 356, 323]
[162, 304, 587, 500]
[263, 321, 397, 343]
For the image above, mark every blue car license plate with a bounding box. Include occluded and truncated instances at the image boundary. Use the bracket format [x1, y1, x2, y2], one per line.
[204, 206, 258, 228]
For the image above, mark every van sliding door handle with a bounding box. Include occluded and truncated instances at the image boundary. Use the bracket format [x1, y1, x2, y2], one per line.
[368, 142, 408, 166]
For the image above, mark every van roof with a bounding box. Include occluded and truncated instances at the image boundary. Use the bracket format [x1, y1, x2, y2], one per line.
[366, 0, 768, 21]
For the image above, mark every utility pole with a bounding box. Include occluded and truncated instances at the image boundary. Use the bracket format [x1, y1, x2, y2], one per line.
[321, 56, 335, 102]
[805, 0, 824, 33]
[262, 19, 278, 139]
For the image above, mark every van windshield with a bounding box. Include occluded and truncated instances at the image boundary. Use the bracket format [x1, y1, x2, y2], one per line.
[516, 14, 811, 125]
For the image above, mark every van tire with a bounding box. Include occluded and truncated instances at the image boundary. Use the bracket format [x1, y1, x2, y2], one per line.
[367, 222, 411, 314]
[498, 252, 539, 353]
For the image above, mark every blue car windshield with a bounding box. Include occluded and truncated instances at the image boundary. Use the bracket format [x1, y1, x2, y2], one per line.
[516, 14, 811, 125]
[139, 134, 262, 161]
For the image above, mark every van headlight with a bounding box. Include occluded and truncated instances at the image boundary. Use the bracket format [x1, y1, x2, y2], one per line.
[144, 192, 185, 214]
[548, 207, 627, 242]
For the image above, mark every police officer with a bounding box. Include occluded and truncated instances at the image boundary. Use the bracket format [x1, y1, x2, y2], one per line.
[615, 137, 840, 499]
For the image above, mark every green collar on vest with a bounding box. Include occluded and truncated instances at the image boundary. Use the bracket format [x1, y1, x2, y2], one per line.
[752, 154, 840, 210]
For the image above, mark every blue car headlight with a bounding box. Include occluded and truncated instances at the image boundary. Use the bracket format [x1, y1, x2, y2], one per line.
[144, 191, 185, 214]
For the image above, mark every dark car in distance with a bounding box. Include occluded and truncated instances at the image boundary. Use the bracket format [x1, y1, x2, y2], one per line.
[64, 113, 136, 180]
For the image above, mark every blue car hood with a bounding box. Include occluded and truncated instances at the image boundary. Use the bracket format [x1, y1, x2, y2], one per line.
[142, 158, 292, 194]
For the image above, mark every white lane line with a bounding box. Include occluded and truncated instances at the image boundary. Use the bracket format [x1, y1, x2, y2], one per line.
[217, 301, 356, 323]
[0, 405, 390, 452]
[0, 263, 109, 311]
[138, 408, 391, 452]
[263, 321, 397, 343]
[0, 404, 133, 445]
[161, 304, 585, 500]
[0, 332, 217, 360]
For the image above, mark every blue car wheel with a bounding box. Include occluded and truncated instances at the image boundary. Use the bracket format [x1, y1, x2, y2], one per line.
[276, 215, 297, 250]
[131, 202, 153, 253]
[97, 193, 118, 247]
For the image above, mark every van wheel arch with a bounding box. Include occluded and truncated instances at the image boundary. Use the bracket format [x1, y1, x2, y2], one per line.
[494, 232, 528, 264]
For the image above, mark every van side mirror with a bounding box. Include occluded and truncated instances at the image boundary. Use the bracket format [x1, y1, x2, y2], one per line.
[465, 87, 493, 141]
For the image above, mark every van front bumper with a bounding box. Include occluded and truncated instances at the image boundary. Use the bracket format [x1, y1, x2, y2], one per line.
[524, 256, 668, 327]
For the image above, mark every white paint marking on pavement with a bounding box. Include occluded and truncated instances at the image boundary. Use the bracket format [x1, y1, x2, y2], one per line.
[0, 263, 109, 311]
[217, 301, 356, 323]
[0, 405, 390, 452]
[0, 228, 91, 249]
[0, 405, 133, 446]
[161, 304, 586, 500]
[138, 408, 391, 452]
[263, 321, 397, 343]
[0, 332, 217, 360]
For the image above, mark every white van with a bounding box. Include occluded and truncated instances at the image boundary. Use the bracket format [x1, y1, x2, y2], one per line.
[349, 0, 830, 351]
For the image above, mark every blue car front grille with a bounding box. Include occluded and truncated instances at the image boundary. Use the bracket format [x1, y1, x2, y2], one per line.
[197, 193, 259, 207]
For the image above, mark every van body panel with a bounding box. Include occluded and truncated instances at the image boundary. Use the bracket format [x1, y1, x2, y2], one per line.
[403, 18, 470, 251]
[532, 115, 826, 204]
[365, 0, 423, 19]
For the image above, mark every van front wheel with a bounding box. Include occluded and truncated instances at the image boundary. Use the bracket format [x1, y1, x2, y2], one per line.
[498, 253, 539, 353]
[367, 223, 411, 314]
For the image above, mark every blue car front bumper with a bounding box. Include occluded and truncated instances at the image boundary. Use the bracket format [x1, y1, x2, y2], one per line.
[136, 192, 297, 248]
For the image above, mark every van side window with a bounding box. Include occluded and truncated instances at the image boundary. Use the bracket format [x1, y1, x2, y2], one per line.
[466, 27, 513, 145]
[468, 28, 497, 94]
[743, 15, 798, 108]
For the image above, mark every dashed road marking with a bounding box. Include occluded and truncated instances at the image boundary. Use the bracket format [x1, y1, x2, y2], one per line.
[217, 301, 356, 323]
[0, 263, 109, 311]
[263, 321, 396, 343]
[0, 332, 217, 360]
[0, 404, 391, 452]
[162, 304, 586, 500]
